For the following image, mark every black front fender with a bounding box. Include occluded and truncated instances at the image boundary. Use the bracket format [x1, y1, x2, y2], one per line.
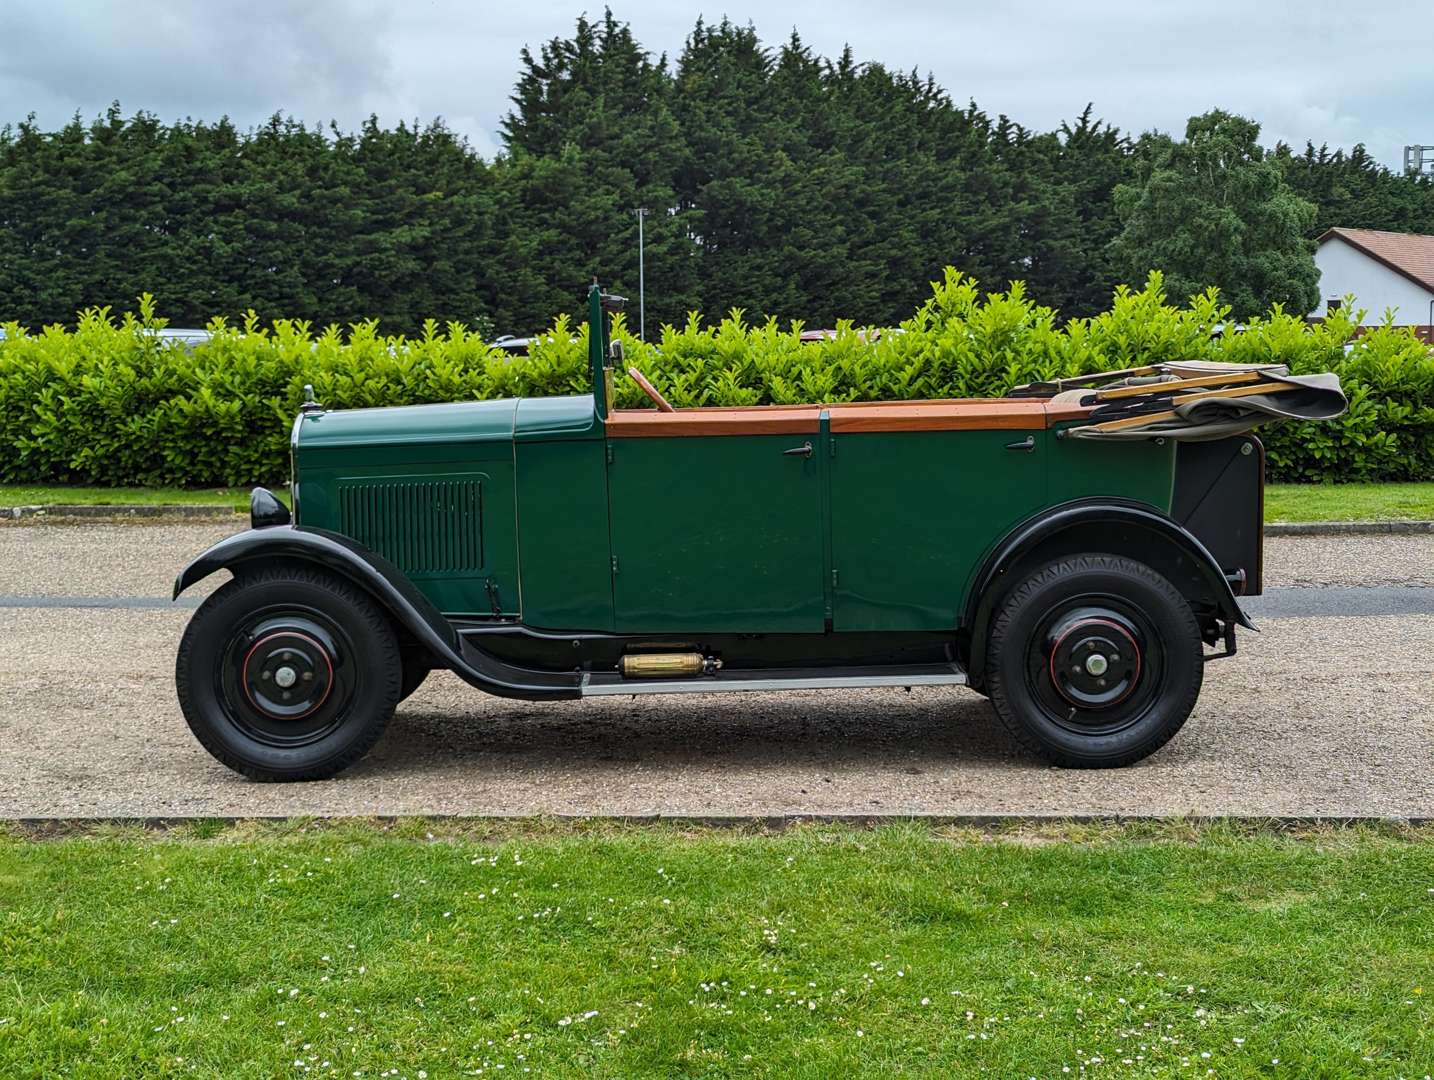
[174, 526, 579, 701]
[961, 499, 1254, 686]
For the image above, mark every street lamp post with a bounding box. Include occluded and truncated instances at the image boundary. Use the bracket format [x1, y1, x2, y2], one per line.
[632, 207, 649, 341]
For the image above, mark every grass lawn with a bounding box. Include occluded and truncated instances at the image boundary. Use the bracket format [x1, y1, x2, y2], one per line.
[1, 821, 1429, 1078]
[1264, 482, 1434, 523]
[0, 485, 261, 509]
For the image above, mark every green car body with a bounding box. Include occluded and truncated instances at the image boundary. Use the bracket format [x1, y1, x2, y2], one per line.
[290, 393, 1183, 635]
[175, 285, 1278, 779]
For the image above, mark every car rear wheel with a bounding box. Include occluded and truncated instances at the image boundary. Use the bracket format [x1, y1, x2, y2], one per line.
[985, 553, 1203, 767]
[175, 565, 401, 781]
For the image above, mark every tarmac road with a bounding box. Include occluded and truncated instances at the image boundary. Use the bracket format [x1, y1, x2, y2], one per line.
[0, 519, 1430, 819]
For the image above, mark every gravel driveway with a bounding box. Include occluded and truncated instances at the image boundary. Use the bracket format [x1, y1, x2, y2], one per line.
[1, 520, 1430, 819]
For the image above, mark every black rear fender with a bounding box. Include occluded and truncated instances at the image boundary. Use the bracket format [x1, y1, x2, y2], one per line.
[961, 499, 1253, 688]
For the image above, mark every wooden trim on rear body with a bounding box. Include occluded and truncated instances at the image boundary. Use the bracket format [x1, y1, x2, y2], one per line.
[606, 399, 1092, 436]
[828, 400, 1084, 432]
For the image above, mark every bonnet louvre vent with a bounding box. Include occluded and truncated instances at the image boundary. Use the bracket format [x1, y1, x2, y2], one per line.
[338, 476, 484, 575]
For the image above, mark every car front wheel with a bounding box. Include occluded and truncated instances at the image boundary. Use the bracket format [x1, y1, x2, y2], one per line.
[985, 553, 1204, 768]
[175, 565, 402, 781]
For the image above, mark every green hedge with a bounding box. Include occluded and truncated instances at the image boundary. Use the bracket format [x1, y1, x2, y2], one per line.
[2, 273, 1431, 487]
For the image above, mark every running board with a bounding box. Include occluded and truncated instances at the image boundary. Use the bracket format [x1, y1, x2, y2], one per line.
[580, 662, 967, 697]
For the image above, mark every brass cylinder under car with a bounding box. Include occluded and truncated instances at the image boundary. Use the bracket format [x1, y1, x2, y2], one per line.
[619, 653, 708, 678]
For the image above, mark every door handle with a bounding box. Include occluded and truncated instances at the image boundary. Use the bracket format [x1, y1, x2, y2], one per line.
[783, 441, 814, 458]
[1005, 435, 1036, 452]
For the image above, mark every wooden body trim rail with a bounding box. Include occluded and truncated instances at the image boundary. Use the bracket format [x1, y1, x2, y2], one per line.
[828, 400, 1060, 432]
[605, 399, 1093, 437]
[605, 406, 821, 437]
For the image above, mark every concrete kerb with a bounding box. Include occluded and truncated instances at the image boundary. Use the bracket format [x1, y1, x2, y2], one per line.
[1264, 520, 1434, 536]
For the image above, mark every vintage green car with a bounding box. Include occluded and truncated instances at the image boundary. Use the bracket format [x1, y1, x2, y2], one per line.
[174, 286, 1345, 780]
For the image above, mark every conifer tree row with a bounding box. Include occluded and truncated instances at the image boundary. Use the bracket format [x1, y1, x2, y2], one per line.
[3, 10, 1433, 333]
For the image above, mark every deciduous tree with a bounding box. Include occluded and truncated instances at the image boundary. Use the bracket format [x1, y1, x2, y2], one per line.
[1109, 111, 1319, 318]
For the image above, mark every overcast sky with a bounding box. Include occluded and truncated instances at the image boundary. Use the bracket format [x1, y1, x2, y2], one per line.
[1, 1, 1430, 169]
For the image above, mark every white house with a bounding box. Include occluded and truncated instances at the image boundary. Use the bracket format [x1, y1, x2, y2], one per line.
[1311, 227, 1434, 339]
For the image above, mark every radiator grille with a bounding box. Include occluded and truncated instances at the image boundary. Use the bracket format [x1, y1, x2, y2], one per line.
[338, 476, 484, 575]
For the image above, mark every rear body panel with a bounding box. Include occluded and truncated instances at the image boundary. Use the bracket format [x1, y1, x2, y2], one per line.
[1169, 436, 1265, 595]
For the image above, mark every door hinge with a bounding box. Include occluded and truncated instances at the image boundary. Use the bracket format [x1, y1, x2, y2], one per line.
[605, 443, 614, 465]
[829, 436, 837, 458]
[831, 569, 840, 588]
[611, 554, 620, 575]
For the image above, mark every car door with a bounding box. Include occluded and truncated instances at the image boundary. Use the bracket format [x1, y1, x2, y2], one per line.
[605, 408, 827, 633]
[825, 404, 1051, 632]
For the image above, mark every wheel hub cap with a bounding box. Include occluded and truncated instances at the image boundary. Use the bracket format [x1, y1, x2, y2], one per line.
[1047, 616, 1142, 710]
[242, 630, 334, 720]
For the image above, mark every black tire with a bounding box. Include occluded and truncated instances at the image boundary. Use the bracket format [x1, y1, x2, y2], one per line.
[985, 553, 1203, 768]
[175, 565, 402, 781]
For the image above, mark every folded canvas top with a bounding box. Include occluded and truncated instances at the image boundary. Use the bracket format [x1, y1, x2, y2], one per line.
[1020, 361, 1347, 442]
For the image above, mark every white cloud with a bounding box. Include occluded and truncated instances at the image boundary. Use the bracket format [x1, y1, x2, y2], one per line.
[0, 0, 1429, 167]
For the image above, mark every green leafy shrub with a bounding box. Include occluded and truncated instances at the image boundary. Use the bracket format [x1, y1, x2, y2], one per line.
[2, 273, 1430, 487]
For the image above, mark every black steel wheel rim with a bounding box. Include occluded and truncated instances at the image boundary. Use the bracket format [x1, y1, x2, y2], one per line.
[216, 605, 358, 747]
[1024, 595, 1164, 736]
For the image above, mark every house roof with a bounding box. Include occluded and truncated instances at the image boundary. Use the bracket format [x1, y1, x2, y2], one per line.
[1318, 227, 1434, 295]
